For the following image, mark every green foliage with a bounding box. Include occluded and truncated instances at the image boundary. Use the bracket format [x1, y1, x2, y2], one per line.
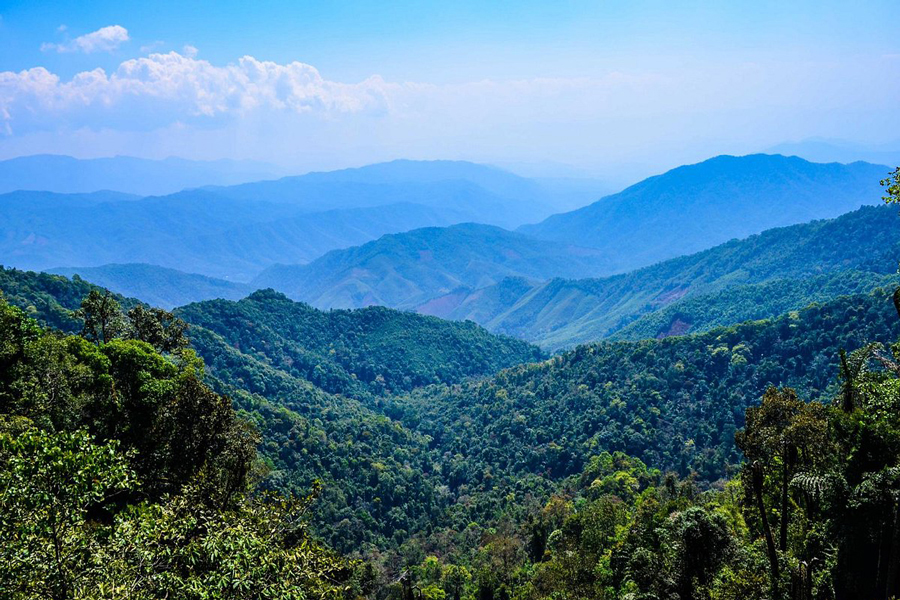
[0, 267, 134, 333]
[96, 489, 357, 600]
[615, 270, 900, 342]
[76, 290, 128, 344]
[392, 289, 900, 496]
[127, 304, 189, 353]
[177, 289, 543, 396]
[0, 298, 254, 502]
[0, 428, 135, 600]
[883, 166, 900, 204]
[0, 294, 359, 599]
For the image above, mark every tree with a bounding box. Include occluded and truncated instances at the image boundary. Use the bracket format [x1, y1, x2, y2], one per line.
[883, 167, 900, 205]
[76, 290, 126, 344]
[96, 489, 356, 600]
[442, 565, 471, 600]
[663, 506, 733, 600]
[0, 428, 135, 600]
[736, 387, 831, 597]
[127, 305, 188, 353]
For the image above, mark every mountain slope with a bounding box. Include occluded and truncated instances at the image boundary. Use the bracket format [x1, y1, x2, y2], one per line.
[0, 154, 282, 195]
[0, 266, 541, 553]
[252, 223, 614, 309]
[49, 263, 253, 309]
[176, 288, 543, 396]
[207, 159, 555, 226]
[0, 160, 577, 280]
[519, 154, 888, 273]
[0, 191, 467, 280]
[392, 287, 900, 487]
[429, 204, 900, 349]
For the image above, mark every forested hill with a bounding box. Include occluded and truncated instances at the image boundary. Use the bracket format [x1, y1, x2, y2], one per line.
[251, 223, 612, 310]
[0, 267, 540, 554]
[0, 283, 361, 597]
[432, 203, 900, 349]
[0, 266, 137, 332]
[5, 259, 900, 597]
[176, 288, 543, 396]
[392, 287, 900, 486]
[519, 153, 888, 272]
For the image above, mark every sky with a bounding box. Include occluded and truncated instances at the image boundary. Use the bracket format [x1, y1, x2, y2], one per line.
[0, 0, 898, 183]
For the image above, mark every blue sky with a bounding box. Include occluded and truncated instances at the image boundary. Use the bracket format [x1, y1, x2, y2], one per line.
[0, 1, 897, 181]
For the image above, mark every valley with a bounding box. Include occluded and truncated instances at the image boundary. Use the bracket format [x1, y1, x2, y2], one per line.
[2, 151, 899, 600]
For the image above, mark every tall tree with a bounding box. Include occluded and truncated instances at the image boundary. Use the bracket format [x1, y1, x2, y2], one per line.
[76, 290, 126, 345]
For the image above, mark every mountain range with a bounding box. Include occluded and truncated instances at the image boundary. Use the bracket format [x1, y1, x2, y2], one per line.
[251, 223, 613, 309]
[49, 263, 252, 309]
[0, 159, 606, 280]
[518, 154, 889, 273]
[0, 154, 284, 196]
[2, 144, 900, 599]
[420, 204, 900, 349]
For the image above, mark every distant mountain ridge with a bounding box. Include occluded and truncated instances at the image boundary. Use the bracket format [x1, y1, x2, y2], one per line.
[251, 154, 891, 318]
[766, 139, 900, 166]
[0, 159, 599, 280]
[251, 223, 614, 309]
[0, 154, 284, 196]
[48, 264, 252, 309]
[519, 154, 889, 273]
[202, 159, 559, 227]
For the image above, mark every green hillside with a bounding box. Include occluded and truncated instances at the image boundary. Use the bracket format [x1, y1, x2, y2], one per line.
[252, 223, 612, 309]
[0, 292, 358, 598]
[0, 267, 541, 554]
[176, 288, 543, 396]
[394, 287, 900, 486]
[434, 203, 900, 349]
[5, 255, 900, 598]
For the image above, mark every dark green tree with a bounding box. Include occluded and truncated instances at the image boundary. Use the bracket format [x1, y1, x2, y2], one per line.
[76, 290, 126, 344]
[127, 304, 189, 353]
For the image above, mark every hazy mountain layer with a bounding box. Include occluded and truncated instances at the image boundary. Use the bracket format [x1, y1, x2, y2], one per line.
[49, 263, 253, 309]
[519, 154, 889, 273]
[0, 159, 601, 280]
[0, 154, 283, 195]
[1, 193, 469, 281]
[252, 223, 614, 309]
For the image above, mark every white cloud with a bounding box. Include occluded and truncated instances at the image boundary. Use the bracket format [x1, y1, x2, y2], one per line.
[0, 49, 896, 179]
[182, 45, 198, 58]
[42, 25, 129, 54]
[0, 51, 394, 134]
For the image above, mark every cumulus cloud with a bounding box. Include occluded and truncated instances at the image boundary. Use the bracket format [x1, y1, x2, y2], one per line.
[1, 47, 896, 180]
[0, 51, 394, 134]
[42, 25, 129, 54]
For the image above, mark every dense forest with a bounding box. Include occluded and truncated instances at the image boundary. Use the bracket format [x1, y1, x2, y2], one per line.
[0, 294, 366, 598]
[1, 167, 899, 599]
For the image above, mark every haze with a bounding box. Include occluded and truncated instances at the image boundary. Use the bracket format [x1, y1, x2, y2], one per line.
[1, 0, 898, 184]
